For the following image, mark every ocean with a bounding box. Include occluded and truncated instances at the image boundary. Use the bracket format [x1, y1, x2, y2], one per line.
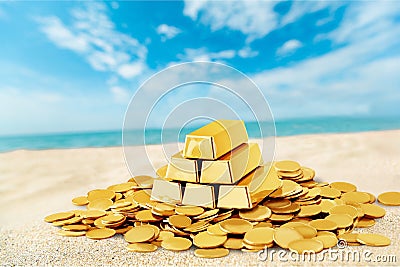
[1, 116, 399, 153]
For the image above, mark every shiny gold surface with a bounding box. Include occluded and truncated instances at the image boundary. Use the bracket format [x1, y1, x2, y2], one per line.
[183, 120, 248, 159]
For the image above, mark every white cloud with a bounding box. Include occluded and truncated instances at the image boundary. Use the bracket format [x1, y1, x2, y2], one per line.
[117, 62, 145, 79]
[183, 0, 341, 42]
[238, 47, 259, 58]
[110, 86, 130, 103]
[277, 39, 302, 56]
[179, 48, 236, 62]
[156, 24, 181, 41]
[111, 1, 119, 10]
[36, 2, 147, 79]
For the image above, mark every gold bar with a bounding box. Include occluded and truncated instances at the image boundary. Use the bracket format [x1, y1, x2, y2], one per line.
[182, 183, 216, 208]
[201, 143, 262, 184]
[166, 151, 199, 183]
[183, 120, 248, 160]
[156, 165, 168, 178]
[150, 178, 182, 204]
[217, 164, 282, 209]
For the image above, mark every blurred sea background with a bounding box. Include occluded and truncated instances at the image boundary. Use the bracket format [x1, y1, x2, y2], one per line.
[1, 116, 399, 152]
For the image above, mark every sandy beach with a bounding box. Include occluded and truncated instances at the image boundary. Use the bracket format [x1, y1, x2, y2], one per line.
[1, 130, 400, 266]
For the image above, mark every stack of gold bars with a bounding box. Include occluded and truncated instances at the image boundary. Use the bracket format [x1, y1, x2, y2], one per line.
[44, 120, 398, 259]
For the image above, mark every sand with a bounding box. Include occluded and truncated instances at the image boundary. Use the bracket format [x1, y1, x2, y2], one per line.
[1, 130, 399, 266]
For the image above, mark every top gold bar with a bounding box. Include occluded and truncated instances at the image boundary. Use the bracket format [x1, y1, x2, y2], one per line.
[183, 120, 249, 160]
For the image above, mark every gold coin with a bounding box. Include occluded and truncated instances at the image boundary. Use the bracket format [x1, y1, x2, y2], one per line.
[309, 219, 337, 231]
[330, 182, 357, 193]
[107, 182, 136, 193]
[223, 238, 243, 249]
[273, 227, 303, 249]
[194, 248, 229, 258]
[81, 210, 106, 220]
[126, 243, 158, 252]
[175, 206, 204, 216]
[193, 231, 227, 248]
[360, 203, 386, 218]
[132, 175, 154, 188]
[131, 190, 152, 206]
[62, 224, 89, 231]
[325, 214, 353, 228]
[156, 165, 168, 178]
[377, 192, 400, 206]
[57, 230, 86, 237]
[115, 192, 123, 201]
[254, 222, 273, 229]
[355, 218, 375, 228]
[312, 235, 337, 248]
[124, 226, 155, 243]
[153, 202, 175, 215]
[82, 219, 94, 225]
[87, 198, 113, 211]
[87, 189, 115, 201]
[338, 233, 358, 243]
[44, 211, 75, 223]
[52, 216, 82, 226]
[367, 192, 376, 203]
[161, 237, 192, 251]
[101, 214, 125, 224]
[297, 205, 322, 217]
[135, 210, 162, 222]
[243, 227, 274, 246]
[207, 223, 227, 236]
[341, 191, 370, 204]
[301, 167, 315, 181]
[317, 231, 337, 237]
[169, 215, 192, 228]
[184, 220, 209, 232]
[320, 187, 341, 199]
[274, 160, 301, 172]
[357, 233, 390, 246]
[86, 228, 116, 240]
[115, 225, 133, 234]
[156, 230, 174, 241]
[219, 218, 253, 234]
[72, 196, 89, 206]
[292, 224, 317, 239]
[269, 213, 294, 222]
[194, 209, 219, 220]
[329, 205, 358, 219]
[263, 199, 291, 209]
[319, 199, 336, 213]
[270, 202, 300, 214]
[142, 224, 160, 240]
[239, 206, 271, 221]
[288, 239, 324, 253]
[269, 180, 301, 198]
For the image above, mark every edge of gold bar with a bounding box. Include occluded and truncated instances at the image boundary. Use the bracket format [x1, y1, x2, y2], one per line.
[150, 178, 182, 204]
[166, 151, 199, 183]
[182, 183, 216, 208]
[183, 120, 248, 160]
[201, 143, 263, 184]
[217, 164, 282, 209]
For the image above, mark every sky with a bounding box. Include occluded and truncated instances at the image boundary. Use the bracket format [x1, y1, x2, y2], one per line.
[0, 1, 399, 135]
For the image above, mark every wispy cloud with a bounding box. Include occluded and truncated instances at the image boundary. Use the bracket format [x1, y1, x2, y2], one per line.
[277, 39, 303, 56]
[183, 0, 341, 42]
[36, 2, 147, 80]
[156, 24, 181, 41]
[178, 48, 236, 62]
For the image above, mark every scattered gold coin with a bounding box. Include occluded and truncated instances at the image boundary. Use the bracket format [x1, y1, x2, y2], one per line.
[124, 226, 155, 243]
[71, 196, 89, 206]
[357, 233, 391, 246]
[86, 228, 116, 240]
[219, 218, 253, 234]
[44, 211, 75, 223]
[377, 192, 400, 206]
[161, 237, 192, 251]
[194, 248, 229, 258]
[193, 231, 227, 248]
[168, 215, 192, 228]
[126, 243, 158, 252]
[288, 239, 324, 253]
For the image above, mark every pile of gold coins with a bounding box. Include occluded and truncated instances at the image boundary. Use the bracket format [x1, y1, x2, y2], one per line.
[44, 160, 400, 258]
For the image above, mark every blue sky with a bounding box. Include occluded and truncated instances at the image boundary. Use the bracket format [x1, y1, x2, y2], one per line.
[0, 1, 399, 135]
